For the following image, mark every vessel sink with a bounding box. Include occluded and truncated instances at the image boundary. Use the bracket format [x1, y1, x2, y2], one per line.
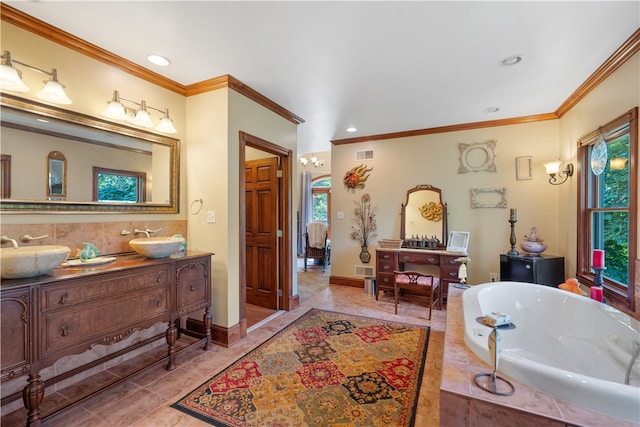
[1, 245, 71, 279]
[129, 236, 184, 258]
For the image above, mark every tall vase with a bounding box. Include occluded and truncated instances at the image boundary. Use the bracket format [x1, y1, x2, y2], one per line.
[359, 245, 371, 263]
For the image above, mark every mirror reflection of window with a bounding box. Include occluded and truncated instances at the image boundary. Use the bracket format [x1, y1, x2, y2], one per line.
[93, 166, 146, 203]
[47, 151, 66, 199]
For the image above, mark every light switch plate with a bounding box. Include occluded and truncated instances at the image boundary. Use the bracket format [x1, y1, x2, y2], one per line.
[207, 211, 216, 223]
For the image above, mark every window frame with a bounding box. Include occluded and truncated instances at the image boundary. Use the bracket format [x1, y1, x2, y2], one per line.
[92, 166, 147, 203]
[577, 107, 637, 311]
[311, 174, 331, 234]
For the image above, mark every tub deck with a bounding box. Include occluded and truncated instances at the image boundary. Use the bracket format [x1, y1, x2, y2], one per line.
[440, 286, 639, 427]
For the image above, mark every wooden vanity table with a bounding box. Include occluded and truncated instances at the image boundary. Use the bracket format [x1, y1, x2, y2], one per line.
[376, 248, 467, 299]
[0, 251, 213, 426]
[377, 184, 467, 301]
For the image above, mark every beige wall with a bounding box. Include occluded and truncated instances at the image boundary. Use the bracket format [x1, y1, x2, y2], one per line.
[330, 51, 640, 306]
[331, 120, 561, 284]
[0, 22, 188, 224]
[186, 89, 298, 327]
[558, 51, 640, 281]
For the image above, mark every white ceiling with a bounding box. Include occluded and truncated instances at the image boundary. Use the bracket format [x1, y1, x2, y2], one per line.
[6, 1, 640, 155]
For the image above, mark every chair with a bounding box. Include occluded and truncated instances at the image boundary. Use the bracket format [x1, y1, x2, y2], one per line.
[304, 222, 330, 271]
[393, 270, 441, 319]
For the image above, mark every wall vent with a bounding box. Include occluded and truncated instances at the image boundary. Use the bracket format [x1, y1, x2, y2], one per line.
[355, 149, 374, 161]
[354, 265, 375, 277]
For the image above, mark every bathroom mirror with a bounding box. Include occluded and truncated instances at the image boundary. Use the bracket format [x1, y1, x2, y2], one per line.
[400, 184, 448, 248]
[47, 151, 66, 199]
[0, 93, 179, 213]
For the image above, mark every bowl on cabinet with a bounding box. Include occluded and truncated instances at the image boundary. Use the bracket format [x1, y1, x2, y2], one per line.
[1, 245, 71, 279]
[129, 236, 185, 258]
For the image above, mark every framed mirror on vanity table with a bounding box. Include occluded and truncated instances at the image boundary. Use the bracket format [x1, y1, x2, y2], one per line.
[375, 185, 469, 302]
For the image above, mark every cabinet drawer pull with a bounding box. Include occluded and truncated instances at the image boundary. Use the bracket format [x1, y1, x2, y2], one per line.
[383, 254, 391, 259]
[428, 257, 436, 263]
[61, 326, 69, 336]
[156, 273, 162, 282]
[58, 292, 68, 305]
[448, 271, 457, 277]
[156, 298, 161, 307]
[448, 259, 457, 265]
[189, 281, 197, 291]
[401, 255, 410, 261]
[383, 277, 390, 283]
[383, 265, 391, 271]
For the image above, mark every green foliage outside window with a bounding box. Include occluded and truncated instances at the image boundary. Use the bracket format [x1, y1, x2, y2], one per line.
[596, 134, 630, 286]
[98, 174, 138, 202]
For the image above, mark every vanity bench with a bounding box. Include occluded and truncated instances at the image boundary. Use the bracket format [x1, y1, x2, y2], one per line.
[0, 251, 213, 426]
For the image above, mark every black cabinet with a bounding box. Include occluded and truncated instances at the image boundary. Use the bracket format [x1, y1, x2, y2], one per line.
[500, 254, 565, 287]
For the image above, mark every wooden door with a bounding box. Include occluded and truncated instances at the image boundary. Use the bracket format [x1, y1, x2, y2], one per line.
[245, 157, 279, 309]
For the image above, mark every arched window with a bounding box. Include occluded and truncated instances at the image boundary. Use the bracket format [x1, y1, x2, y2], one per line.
[311, 175, 331, 229]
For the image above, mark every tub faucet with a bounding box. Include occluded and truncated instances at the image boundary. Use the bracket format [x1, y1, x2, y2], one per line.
[624, 340, 640, 385]
[1, 235, 18, 249]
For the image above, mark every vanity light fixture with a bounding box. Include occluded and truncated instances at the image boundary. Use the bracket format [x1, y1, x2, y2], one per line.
[103, 90, 177, 133]
[543, 159, 574, 185]
[300, 153, 325, 168]
[0, 50, 73, 105]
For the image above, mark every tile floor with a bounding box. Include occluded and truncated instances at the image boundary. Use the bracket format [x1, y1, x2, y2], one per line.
[2, 286, 445, 427]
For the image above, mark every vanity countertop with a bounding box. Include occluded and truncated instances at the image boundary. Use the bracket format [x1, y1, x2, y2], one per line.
[0, 250, 213, 289]
[376, 247, 467, 256]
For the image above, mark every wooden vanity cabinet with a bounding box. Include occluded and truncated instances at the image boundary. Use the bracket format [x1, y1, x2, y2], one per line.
[0, 252, 213, 426]
[0, 288, 30, 382]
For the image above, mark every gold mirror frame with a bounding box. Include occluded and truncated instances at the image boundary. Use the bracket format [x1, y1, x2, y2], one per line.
[0, 93, 179, 213]
[46, 151, 66, 199]
[400, 184, 448, 248]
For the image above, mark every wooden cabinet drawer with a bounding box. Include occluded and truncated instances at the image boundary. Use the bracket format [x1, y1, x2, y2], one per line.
[42, 286, 170, 356]
[175, 258, 210, 315]
[440, 255, 460, 281]
[376, 251, 398, 262]
[376, 272, 395, 291]
[398, 251, 439, 265]
[42, 266, 170, 312]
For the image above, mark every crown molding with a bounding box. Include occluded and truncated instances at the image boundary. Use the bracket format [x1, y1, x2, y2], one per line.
[332, 113, 558, 145]
[555, 28, 640, 118]
[1, 4, 186, 95]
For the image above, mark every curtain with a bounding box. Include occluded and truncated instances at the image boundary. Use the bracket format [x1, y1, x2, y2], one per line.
[298, 171, 312, 255]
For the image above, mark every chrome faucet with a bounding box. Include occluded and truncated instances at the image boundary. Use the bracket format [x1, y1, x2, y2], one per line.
[624, 340, 640, 385]
[133, 229, 151, 238]
[19, 234, 49, 243]
[1, 235, 19, 249]
[133, 228, 162, 238]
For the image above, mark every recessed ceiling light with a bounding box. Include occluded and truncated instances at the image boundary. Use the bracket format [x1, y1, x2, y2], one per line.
[501, 55, 523, 66]
[147, 54, 171, 66]
[346, 127, 357, 132]
[484, 107, 500, 113]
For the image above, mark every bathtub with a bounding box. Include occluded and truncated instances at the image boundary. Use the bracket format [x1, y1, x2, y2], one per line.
[462, 281, 640, 423]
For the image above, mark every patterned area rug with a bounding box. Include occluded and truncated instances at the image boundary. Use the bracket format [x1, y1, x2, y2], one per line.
[173, 308, 430, 426]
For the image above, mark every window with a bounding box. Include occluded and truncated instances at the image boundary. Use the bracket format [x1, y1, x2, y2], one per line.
[93, 167, 146, 203]
[311, 175, 331, 227]
[577, 107, 637, 310]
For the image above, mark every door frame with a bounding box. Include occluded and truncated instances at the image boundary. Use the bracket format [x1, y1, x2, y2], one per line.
[239, 131, 293, 337]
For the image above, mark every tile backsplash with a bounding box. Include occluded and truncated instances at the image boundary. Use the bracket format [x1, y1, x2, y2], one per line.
[0, 220, 187, 257]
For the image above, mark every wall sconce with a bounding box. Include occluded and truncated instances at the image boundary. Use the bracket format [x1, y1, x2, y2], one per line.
[300, 154, 324, 168]
[543, 160, 574, 185]
[609, 157, 628, 170]
[103, 90, 177, 133]
[0, 50, 73, 105]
